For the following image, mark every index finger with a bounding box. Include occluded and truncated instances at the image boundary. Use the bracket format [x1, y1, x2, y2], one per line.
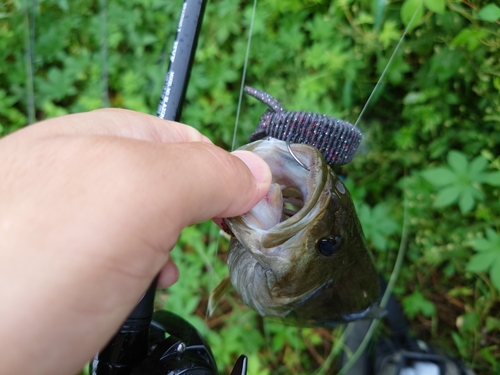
[13, 108, 212, 144]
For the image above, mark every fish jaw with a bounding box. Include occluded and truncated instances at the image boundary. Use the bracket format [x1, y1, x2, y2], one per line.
[224, 139, 327, 268]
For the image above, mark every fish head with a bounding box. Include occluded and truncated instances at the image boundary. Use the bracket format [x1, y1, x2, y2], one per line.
[224, 138, 381, 326]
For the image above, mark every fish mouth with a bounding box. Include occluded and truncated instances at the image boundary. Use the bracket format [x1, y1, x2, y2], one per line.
[227, 138, 327, 248]
[281, 186, 304, 219]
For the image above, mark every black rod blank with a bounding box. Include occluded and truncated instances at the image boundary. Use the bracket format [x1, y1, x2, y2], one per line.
[157, 0, 207, 122]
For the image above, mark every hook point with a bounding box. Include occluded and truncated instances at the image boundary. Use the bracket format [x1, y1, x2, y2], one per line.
[286, 138, 310, 171]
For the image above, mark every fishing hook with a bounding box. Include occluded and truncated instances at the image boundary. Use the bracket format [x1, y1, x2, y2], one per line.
[286, 137, 310, 171]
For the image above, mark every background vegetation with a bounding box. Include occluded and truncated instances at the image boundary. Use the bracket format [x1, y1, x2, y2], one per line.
[1, 0, 499, 374]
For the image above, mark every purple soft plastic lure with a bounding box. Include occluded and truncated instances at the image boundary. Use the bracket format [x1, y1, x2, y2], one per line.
[245, 86, 362, 167]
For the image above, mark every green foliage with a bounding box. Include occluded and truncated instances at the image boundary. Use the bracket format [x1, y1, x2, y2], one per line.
[467, 228, 500, 292]
[401, 0, 424, 28]
[2, 0, 500, 373]
[402, 291, 436, 319]
[477, 3, 500, 22]
[345, 177, 401, 253]
[423, 0, 445, 15]
[356, 202, 400, 252]
[421, 150, 500, 213]
[451, 28, 489, 51]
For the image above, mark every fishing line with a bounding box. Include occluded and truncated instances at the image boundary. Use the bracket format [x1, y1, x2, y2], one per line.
[353, 0, 422, 128]
[231, 0, 258, 152]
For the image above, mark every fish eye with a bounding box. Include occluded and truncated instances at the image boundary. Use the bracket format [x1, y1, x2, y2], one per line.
[316, 235, 342, 257]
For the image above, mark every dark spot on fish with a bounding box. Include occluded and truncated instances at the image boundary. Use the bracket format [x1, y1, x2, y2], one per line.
[317, 235, 342, 257]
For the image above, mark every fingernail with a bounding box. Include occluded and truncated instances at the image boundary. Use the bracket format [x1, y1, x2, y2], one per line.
[232, 150, 271, 185]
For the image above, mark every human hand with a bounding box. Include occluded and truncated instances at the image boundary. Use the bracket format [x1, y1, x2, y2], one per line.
[0, 109, 271, 375]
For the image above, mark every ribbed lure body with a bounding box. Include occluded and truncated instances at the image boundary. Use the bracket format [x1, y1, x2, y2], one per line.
[245, 87, 362, 167]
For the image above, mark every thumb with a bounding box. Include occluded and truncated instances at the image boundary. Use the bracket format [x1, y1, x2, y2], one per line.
[149, 142, 272, 236]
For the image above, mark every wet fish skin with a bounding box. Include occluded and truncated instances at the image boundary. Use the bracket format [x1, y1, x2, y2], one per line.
[223, 139, 381, 327]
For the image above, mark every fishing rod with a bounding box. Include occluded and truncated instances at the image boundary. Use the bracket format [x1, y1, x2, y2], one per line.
[90, 1, 247, 374]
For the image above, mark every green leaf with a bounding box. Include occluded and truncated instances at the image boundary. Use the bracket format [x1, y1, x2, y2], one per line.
[447, 150, 468, 174]
[486, 316, 500, 331]
[372, 0, 387, 31]
[36, 67, 77, 102]
[427, 47, 464, 82]
[461, 312, 480, 333]
[473, 238, 492, 252]
[475, 171, 493, 184]
[466, 252, 497, 272]
[423, 0, 445, 14]
[458, 190, 475, 214]
[468, 155, 488, 176]
[378, 20, 401, 48]
[468, 229, 500, 292]
[466, 185, 484, 201]
[403, 91, 425, 105]
[433, 185, 460, 207]
[357, 12, 374, 25]
[491, 258, 500, 292]
[480, 347, 500, 372]
[474, 177, 488, 201]
[451, 28, 489, 51]
[486, 228, 499, 242]
[372, 232, 388, 251]
[495, 76, 500, 93]
[477, 4, 500, 23]
[473, 239, 495, 252]
[473, 229, 500, 251]
[357, 202, 399, 252]
[401, 0, 424, 29]
[55, 0, 69, 12]
[482, 171, 500, 186]
[402, 291, 436, 319]
[452, 332, 467, 358]
[421, 167, 456, 186]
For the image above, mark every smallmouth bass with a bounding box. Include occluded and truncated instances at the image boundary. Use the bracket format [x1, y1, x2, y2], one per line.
[211, 138, 382, 327]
